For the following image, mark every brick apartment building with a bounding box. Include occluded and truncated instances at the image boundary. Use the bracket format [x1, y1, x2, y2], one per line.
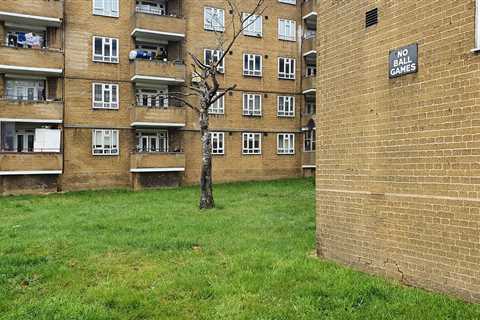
[316, 1, 480, 301]
[0, 0, 317, 194]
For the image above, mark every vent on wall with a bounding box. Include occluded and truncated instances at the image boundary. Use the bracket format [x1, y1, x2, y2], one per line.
[365, 8, 378, 28]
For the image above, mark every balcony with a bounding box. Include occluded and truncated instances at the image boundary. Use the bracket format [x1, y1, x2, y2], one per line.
[302, 0, 317, 22]
[302, 151, 316, 169]
[0, 46, 63, 75]
[0, 152, 63, 175]
[0, 1, 63, 25]
[131, 106, 186, 128]
[130, 152, 185, 173]
[303, 37, 316, 58]
[131, 60, 185, 85]
[132, 8, 185, 42]
[0, 99, 63, 123]
[302, 76, 317, 95]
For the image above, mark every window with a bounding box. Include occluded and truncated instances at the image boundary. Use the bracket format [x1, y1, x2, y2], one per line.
[305, 100, 316, 114]
[277, 133, 295, 154]
[136, 131, 168, 153]
[93, 36, 118, 63]
[204, 7, 225, 32]
[278, 19, 296, 41]
[204, 49, 224, 73]
[93, 0, 119, 17]
[306, 65, 317, 77]
[304, 129, 316, 152]
[243, 93, 262, 116]
[15, 129, 35, 152]
[5, 79, 45, 101]
[243, 13, 262, 37]
[278, 57, 296, 79]
[92, 129, 119, 155]
[278, 96, 295, 117]
[93, 83, 119, 109]
[243, 53, 262, 76]
[210, 132, 225, 155]
[242, 133, 261, 155]
[209, 93, 225, 115]
[136, 87, 168, 108]
[278, 0, 296, 4]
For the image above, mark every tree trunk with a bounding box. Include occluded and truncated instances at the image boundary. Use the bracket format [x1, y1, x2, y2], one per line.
[199, 108, 214, 209]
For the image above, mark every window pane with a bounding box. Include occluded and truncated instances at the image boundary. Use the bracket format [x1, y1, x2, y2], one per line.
[112, 39, 117, 57]
[94, 38, 102, 55]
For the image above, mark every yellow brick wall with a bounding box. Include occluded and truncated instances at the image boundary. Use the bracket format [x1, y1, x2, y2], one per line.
[316, 0, 480, 302]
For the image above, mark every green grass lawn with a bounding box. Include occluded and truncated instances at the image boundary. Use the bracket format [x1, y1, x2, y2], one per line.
[0, 178, 479, 320]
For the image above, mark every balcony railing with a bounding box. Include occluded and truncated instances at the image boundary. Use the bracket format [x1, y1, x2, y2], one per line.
[131, 59, 186, 84]
[132, 102, 186, 126]
[0, 98, 63, 122]
[133, 9, 186, 39]
[302, 151, 316, 167]
[130, 152, 185, 171]
[135, 6, 181, 18]
[303, 37, 316, 54]
[302, 76, 317, 92]
[0, 45, 63, 72]
[302, 0, 316, 18]
[0, 152, 63, 173]
[0, 0, 64, 20]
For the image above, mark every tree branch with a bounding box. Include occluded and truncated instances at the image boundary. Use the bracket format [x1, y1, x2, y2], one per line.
[210, 84, 237, 105]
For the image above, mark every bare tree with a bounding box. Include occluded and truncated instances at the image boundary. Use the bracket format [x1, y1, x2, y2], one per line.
[164, 0, 266, 209]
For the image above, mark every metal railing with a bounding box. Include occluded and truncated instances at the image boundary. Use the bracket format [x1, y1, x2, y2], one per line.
[135, 97, 184, 108]
[133, 148, 184, 154]
[0, 149, 62, 153]
[135, 6, 181, 17]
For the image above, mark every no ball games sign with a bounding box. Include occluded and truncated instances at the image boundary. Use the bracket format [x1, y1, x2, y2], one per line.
[389, 43, 418, 78]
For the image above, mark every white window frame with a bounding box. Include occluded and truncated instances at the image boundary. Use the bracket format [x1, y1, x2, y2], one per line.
[204, 49, 225, 73]
[209, 93, 225, 115]
[277, 96, 295, 117]
[278, 57, 296, 79]
[136, 131, 168, 153]
[278, 18, 296, 41]
[243, 93, 262, 116]
[304, 129, 316, 152]
[204, 7, 225, 32]
[243, 53, 262, 77]
[5, 79, 45, 101]
[93, 0, 119, 18]
[92, 83, 119, 109]
[210, 132, 225, 155]
[277, 133, 295, 155]
[92, 129, 119, 155]
[243, 13, 263, 37]
[242, 133, 262, 155]
[93, 36, 119, 63]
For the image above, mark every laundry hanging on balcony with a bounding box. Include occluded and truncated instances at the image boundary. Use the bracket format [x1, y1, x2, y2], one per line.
[129, 50, 154, 60]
